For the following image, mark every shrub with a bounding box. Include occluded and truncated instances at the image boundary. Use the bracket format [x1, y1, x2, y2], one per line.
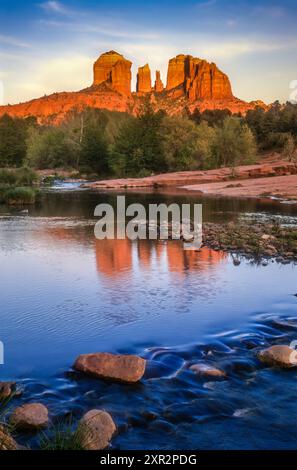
[4, 187, 38, 205]
[213, 117, 257, 168]
[282, 134, 297, 162]
[15, 167, 38, 186]
[0, 169, 17, 185]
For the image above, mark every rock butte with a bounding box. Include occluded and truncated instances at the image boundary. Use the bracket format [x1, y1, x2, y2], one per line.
[0, 50, 267, 124]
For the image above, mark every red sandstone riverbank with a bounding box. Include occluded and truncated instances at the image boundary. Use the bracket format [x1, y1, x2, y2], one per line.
[82, 160, 297, 200]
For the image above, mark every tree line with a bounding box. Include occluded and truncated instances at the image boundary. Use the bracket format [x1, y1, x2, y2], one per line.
[0, 102, 297, 177]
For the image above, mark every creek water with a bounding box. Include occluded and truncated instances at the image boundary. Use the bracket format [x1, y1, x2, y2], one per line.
[0, 188, 297, 449]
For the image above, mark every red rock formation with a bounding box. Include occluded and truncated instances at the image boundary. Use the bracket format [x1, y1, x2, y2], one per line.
[166, 54, 233, 101]
[93, 50, 132, 95]
[0, 50, 266, 123]
[136, 64, 152, 93]
[166, 54, 188, 90]
[154, 71, 164, 92]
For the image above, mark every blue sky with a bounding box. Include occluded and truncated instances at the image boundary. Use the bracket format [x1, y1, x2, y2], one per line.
[0, 0, 296, 104]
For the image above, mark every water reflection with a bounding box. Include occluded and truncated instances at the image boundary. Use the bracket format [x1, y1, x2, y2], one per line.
[95, 237, 227, 278]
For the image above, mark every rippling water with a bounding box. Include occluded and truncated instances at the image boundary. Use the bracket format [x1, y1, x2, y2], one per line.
[0, 190, 297, 449]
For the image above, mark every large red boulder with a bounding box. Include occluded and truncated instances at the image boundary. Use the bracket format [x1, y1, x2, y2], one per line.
[73, 352, 146, 383]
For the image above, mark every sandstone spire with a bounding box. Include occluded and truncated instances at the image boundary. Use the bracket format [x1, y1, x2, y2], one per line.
[93, 50, 132, 95]
[154, 71, 164, 92]
[136, 64, 152, 93]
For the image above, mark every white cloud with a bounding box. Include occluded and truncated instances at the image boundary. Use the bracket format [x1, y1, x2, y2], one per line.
[0, 35, 30, 48]
[40, 1, 72, 16]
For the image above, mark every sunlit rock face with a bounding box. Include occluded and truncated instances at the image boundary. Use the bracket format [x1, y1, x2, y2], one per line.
[0, 49, 266, 124]
[136, 64, 152, 93]
[166, 54, 233, 100]
[93, 50, 132, 96]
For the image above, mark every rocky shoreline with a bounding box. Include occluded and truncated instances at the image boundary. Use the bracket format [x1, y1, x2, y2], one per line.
[2, 338, 297, 451]
[82, 161, 297, 198]
[202, 221, 297, 264]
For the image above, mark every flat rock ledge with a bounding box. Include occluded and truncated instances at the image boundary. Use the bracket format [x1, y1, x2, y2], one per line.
[77, 410, 116, 450]
[189, 363, 226, 378]
[257, 345, 297, 368]
[73, 352, 146, 383]
[10, 403, 49, 431]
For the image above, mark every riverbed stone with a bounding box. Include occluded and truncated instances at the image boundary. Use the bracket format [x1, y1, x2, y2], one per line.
[257, 345, 297, 368]
[73, 352, 146, 383]
[10, 403, 49, 430]
[189, 363, 226, 378]
[77, 409, 116, 450]
[0, 381, 16, 399]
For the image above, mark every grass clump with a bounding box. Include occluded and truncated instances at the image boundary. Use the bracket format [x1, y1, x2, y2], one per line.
[0, 167, 38, 186]
[39, 418, 84, 451]
[4, 187, 38, 205]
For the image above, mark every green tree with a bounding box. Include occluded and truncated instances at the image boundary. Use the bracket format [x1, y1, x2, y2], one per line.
[159, 116, 216, 171]
[0, 114, 29, 167]
[213, 116, 257, 168]
[111, 105, 167, 177]
[282, 134, 297, 162]
[26, 127, 76, 169]
[79, 123, 109, 175]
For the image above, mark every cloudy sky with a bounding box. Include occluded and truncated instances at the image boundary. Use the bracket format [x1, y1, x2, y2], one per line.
[0, 0, 296, 105]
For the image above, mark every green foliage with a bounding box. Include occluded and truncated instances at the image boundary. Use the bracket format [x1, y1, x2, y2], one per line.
[0, 169, 17, 185]
[39, 418, 84, 451]
[159, 117, 216, 171]
[160, 116, 199, 171]
[245, 102, 297, 150]
[4, 187, 38, 205]
[212, 116, 257, 168]
[26, 127, 76, 169]
[282, 133, 297, 162]
[191, 108, 232, 127]
[0, 167, 38, 186]
[3, 102, 297, 177]
[0, 114, 36, 167]
[192, 121, 217, 169]
[79, 121, 109, 175]
[111, 105, 167, 176]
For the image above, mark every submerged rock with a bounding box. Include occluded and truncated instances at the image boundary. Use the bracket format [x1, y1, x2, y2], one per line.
[77, 410, 116, 450]
[257, 345, 297, 368]
[10, 403, 49, 431]
[73, 352, 146, 383]
[0, 381, 16, 399]
[0, 426, 18, 450]
[189, 363, 226, 378]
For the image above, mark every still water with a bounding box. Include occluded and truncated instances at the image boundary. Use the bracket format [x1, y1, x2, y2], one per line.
[0, 189, 297, 449]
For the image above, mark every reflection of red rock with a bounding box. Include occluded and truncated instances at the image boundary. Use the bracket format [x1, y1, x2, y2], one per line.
[137, 240, 152, 266]
[166, 243, 227, 273]
[94, 237, 226, 278]
[95, 239, 132, 276]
